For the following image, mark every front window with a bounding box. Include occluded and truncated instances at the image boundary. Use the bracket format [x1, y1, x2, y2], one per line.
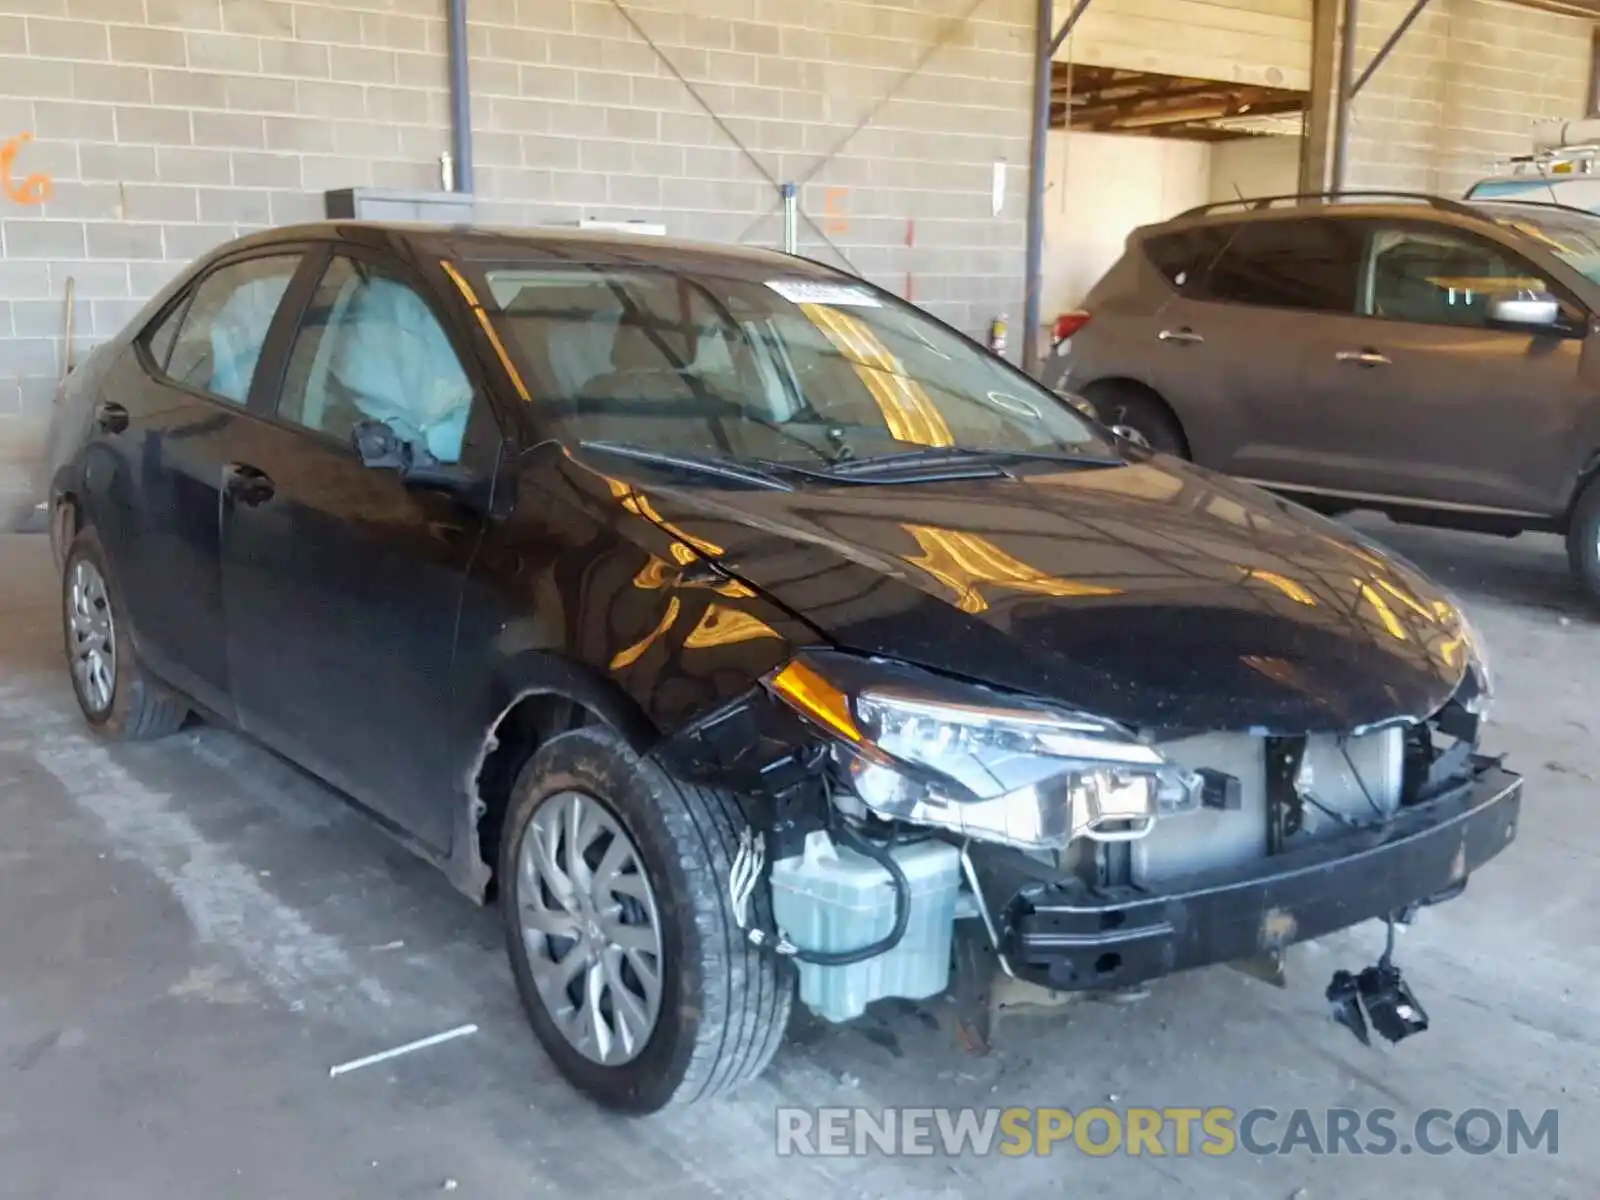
[473, 265, 1108, 465]
[1364, 227, 1546, 328]
[277, 255, 474, 463]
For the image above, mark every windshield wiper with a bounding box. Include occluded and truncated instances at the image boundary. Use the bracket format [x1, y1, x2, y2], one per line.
[816, 446, 1125, 478]
[574, 440, 793, 489]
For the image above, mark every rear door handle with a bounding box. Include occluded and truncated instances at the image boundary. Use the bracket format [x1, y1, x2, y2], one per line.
[1336, 349, 1391, 367]
[1158, 328, 1205, 345]
[223, 462, 276, 507]
[94, 401, 129, 434]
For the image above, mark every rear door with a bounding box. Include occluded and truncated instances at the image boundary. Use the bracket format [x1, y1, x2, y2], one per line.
[1162, 217, 1366, 479]
[219, 246, 503, 850]
[1293, 219, 1589, 514]
[1184, 216, 1369, 480]
[86, 250, 308, 716]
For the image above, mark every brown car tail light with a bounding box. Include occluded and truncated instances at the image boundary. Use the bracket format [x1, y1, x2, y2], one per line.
[1051, 310, 1091, 346]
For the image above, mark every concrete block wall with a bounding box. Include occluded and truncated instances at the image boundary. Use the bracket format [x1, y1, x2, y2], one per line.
[1344, 0, 1592, 195]
[0, 0, 1035, 523]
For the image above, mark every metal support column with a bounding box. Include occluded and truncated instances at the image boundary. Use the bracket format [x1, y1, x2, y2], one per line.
[447, 0, 473, 193]
[1330, 0, 1359, 194]
[1022, 0, 1055, 374]
[1299, 0, 1339, 192]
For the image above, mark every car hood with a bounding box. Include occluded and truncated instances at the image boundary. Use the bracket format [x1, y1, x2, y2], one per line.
[578, 454, 1472, 734]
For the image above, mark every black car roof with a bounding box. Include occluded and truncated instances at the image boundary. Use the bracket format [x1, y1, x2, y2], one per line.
[217, 221, 841, 281]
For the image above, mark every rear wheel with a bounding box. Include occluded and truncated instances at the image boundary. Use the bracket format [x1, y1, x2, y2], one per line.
[61, 527, 189, 740]
[1565, 476, 1600, 605]
[499, 725, 792, 1112]
[1083, 381, 1188, 457]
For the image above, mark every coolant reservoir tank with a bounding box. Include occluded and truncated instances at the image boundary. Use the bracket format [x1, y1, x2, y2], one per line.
[770, 831, 962, 1024]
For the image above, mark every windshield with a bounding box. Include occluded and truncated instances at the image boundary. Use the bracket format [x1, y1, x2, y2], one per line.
[1488, 205, 1600, 286]
[473, 264, 1107, 465]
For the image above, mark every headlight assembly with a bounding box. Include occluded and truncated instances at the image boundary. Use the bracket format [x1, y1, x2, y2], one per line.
[767, 653, 1201, 852]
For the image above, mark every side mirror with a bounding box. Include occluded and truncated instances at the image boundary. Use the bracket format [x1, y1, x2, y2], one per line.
[1488, 291, 1562, 331]
[352, 419, 407, 469]
[351, 418, 483, 499]
[400, 459, 481, 494]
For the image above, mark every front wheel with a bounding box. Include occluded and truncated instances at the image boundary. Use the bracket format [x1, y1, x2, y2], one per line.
[1566, 476, 1600, 606]
[1082, 381, 1188, 457]
[499, 725, 793, 1112]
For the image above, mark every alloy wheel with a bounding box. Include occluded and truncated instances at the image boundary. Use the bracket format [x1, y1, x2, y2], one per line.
[1110, 424, 1151, 449]
[516, 791, 665, 1066]
[67, 559, 116, 715]
[1104, 405, 1153, 450]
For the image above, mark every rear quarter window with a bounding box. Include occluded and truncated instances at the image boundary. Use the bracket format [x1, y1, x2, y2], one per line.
[1142, 228, 1219, 292]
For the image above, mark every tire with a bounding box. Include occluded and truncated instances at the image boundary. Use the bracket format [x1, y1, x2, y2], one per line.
[1565, 475, 1600, 604]
[1083, 381, 1188, 457]
[61, 526, 189, 741]
[499, 725, 793, 1113]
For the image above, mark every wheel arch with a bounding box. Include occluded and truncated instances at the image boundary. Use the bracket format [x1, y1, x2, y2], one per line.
[451, 652, 662, 905]
[1561, 449, 1600, 532]
[1079, 376, 1191, 457]
[51, 490, 83, 570]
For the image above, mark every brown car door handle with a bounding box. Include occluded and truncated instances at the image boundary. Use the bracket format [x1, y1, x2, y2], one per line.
[223, 462, 276, 507]
[94, 401, 129, 434]
[1158, 328, 1205, 345]
[1336, 349, 1390, 367]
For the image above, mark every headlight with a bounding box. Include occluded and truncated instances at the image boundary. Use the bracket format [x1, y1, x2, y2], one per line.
[767, 654, 1200, 851]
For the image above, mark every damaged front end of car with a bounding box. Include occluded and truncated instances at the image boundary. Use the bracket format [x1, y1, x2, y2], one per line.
[655, 633, 1518, 1051]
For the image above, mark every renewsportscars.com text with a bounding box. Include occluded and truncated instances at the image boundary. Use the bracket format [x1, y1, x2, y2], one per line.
[775, 1106, 1559, 1159]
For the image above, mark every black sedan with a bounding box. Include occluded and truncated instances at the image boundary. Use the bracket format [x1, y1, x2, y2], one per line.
[43, 223, 1517, 1112]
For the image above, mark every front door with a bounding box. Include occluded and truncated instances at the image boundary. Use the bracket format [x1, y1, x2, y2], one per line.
[1296, 220, 1589, 514]
[220, 249, 499, 850]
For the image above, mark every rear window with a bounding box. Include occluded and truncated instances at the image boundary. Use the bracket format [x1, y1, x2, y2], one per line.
[1205, 219, 1363, 312]
[1147, 219, 1362, 314]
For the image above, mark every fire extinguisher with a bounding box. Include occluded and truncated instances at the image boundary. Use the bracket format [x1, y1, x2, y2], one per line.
[987, 313, 1008, 356]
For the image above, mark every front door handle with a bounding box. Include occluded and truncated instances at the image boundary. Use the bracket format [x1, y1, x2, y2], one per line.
[1336, 349, 1391, 367]
[223, 462, 276, 507]
[94, 401, 129, 434]
[1158, 328, 1205, 345]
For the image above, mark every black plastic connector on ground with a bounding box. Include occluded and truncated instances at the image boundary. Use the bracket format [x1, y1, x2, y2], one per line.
[1325, 915, 1430, 1047]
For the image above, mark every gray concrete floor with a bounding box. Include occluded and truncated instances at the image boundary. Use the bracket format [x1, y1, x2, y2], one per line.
[0, 521, 1595, 1199]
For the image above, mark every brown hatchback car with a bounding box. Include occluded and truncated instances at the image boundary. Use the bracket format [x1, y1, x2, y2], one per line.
[1042, 191, 1600, 601]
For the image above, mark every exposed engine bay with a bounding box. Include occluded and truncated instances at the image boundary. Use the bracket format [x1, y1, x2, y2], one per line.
[657, 644, 1517, 1051]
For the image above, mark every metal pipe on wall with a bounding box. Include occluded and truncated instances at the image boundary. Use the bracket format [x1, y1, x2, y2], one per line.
[781, 183, 798, 254]
[447, 0, 474, 193]
[1021, 0, 1054, 374]
[1330, 0, 1359, 194]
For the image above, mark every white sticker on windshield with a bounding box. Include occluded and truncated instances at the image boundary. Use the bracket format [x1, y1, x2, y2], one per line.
[765, 279, 882, 307]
